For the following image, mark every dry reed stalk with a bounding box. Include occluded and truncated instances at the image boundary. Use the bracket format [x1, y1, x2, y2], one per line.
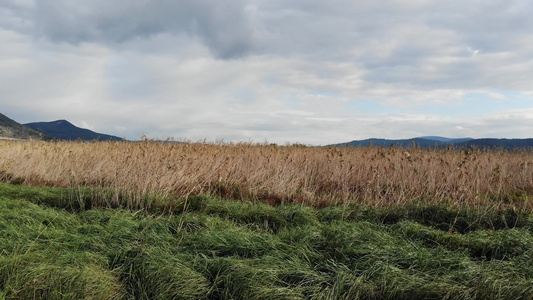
[0, 140, 532, 210]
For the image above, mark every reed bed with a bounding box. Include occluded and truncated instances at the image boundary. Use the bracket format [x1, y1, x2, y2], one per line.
[0, 140, 532, 210]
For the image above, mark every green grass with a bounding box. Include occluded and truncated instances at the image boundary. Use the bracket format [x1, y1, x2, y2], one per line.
[1, 183, 532, 299]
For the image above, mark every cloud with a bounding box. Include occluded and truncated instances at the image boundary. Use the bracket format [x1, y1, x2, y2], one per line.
[0, 0, 532, 144]
[487, 92, 509, 101]
[2, 0, 256, 59]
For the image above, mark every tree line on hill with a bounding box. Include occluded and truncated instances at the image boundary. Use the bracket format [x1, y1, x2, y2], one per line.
[332, 137, 533, 150]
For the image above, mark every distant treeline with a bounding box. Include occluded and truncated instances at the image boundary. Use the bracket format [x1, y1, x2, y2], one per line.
[334, 138, 533, 150]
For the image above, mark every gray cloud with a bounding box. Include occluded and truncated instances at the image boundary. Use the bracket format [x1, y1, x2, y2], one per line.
[12, 0, 255, 59]
[253, 1, 533, 91]
[0, 0, 532, 144]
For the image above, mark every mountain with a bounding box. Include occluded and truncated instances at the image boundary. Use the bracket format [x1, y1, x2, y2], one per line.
[335, 138, 453, 148]
[417, 136, 455, 142]
[333, 137, 533, 150]
[461, 138, 533, 150]
[24, 120, 124, 141]
[417, 136, 474, 143]
[0, 113, 44, 140]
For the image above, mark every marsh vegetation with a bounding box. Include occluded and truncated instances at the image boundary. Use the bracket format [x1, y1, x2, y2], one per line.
[0, 140, 531, 210]
[1, 141, 532, 299]
[1, 183, 532, 299]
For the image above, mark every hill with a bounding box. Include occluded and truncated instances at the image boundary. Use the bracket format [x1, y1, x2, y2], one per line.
[333, 136, 533, 150]
[1, 182, 532, 299]
[24, 120, 124, 141]
[352, 138, 443, 148]
[0, 112, 44, 140]
[417, 136, 474, 143]
[333, 137, 463, 148]
[462, 138, 533, 150]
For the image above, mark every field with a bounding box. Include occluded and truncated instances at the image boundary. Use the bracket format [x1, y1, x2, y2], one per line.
[1, 140, 533, 299]
[0, 140, 532, 210]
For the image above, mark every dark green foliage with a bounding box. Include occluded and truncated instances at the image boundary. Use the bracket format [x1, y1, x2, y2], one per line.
[318, 203, 532, 233]
[0, 183, 96, 211]
[1, 183, 533, 299]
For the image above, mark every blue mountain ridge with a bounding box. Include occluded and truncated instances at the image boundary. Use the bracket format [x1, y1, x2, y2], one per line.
[332, 136, 533, 150]
[24, 120, 124, 141]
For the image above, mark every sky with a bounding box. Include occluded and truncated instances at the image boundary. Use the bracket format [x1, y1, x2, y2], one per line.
[1, 0, 532, 145]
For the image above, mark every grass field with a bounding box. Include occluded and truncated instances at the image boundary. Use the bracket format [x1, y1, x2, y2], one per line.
[1, 141, 533, 299]
[1, 182, 532, 299]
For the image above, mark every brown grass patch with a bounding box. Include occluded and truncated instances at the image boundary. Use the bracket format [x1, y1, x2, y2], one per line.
[1, 140, 532, 210]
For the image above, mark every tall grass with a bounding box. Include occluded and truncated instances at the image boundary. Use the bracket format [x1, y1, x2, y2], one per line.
[1, 185, 532, 299]
[0, 140, 532, 210]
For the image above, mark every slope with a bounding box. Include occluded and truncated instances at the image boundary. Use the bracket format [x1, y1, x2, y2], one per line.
[0, 112, 43, 140]
[24, 120, 124, 141]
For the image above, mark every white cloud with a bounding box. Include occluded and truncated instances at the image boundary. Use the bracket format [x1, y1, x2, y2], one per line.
[487, 92, 509, 100]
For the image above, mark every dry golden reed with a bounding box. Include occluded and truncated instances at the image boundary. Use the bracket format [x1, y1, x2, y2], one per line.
[1, 140, 532, 210]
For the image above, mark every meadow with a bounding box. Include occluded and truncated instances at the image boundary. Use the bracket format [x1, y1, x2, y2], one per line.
[1, 140, 533, 299]
[1, 183, 532, 299]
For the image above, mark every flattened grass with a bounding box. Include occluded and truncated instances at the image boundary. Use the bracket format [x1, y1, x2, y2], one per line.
[1, 183, 532, 299]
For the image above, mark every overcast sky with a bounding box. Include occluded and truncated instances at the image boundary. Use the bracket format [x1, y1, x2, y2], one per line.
[1, 0, 532, 144]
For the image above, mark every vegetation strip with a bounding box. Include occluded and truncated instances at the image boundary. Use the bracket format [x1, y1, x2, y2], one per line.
[1, 141, 532, 210]
[1, 183, 532, 299]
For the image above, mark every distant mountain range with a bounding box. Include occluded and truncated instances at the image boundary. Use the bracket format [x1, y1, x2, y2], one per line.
[2, 112, 533, 147]
[0, 112, 123, 141]
[332, 137, 533, 150]
[24, 120, 123, 141]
